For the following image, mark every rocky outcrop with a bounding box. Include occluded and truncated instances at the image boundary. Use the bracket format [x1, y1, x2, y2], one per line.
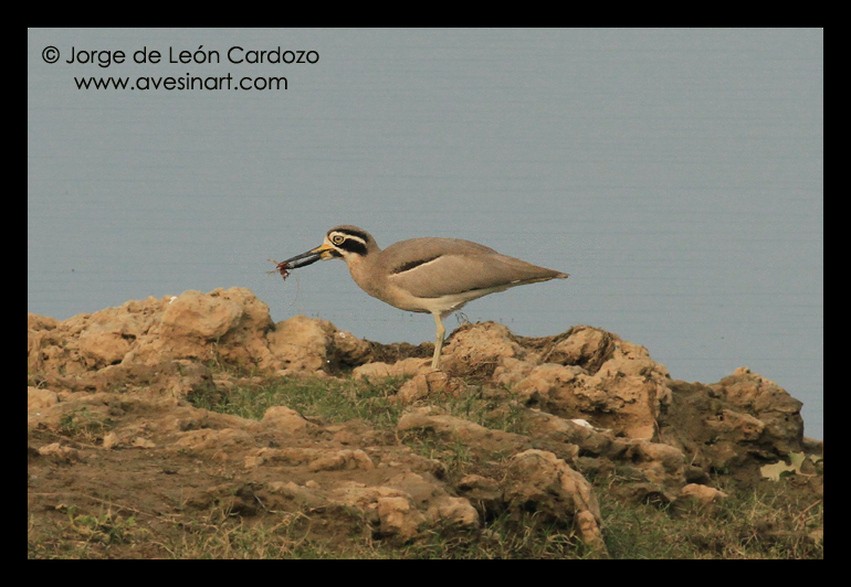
[498, 326, 672, 440]
[658, 371, 808, 485]
[27, 288, 374, 384]
[27, 288, 821, 557]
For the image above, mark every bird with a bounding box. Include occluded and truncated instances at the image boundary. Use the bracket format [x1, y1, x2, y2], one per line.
[278, 225, 568, 370]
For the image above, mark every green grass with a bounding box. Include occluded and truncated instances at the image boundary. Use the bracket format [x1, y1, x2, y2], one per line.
[597, 480, 824, 559]
[29, 506, 148, 559]
[188, 375, 406, 430]
[440, 384, 530, 435]
[187, 375, 527, 440]
[58, 406, 114, 442]
[29, 481, 823, 560]
[395, 512, 592, 559]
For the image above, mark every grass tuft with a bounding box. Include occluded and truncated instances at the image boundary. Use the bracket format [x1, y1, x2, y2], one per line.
[188, 375, 406, 429]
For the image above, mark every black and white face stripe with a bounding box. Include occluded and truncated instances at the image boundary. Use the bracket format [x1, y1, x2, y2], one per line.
[327, 228, 370, 257]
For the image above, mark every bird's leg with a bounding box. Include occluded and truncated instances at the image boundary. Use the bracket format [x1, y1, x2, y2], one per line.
[431, 312, 446, 370]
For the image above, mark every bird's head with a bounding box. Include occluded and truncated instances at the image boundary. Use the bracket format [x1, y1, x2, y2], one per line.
[278, 225, 377, 269]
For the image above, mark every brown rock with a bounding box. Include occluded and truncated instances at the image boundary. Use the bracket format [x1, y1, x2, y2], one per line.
[441, 322, 526, 377]
[502, 449, 607, 556]
[28, 313, 59, 331]
[265, 481, 327, 509]
[623, 440, 687, 502]
[101, 431, 121, 449]
[456, 474, 502, 513]
[543, 326, 617, 372]
[492, 357, 536, 388]
[327, 481, 410, 510]
[522, 408, 614, 458]
[37, 442, 81, 463]
[74, 360, 214, 397]
[661, 372, 808, 484]
[706, 409, 766, 442]
[323, 482, 429, 541]
[353, 357, 430, 381]
[380, 470, 445, 505]
[331, 329, 373, 367]
[395, 371, 464, 404]
[307, 449, 375, 472]
[575, 510, 609, 558]
[78, 330, 132, 368]
[101, 424, 156, 450]
[245, 447, 375, 471]
[503, 449, 601, 520]
[512, 328, 671, 440]
[161, 290, 245, 339]
[397, 406, 529, 455]
[457, 474, 501, 496]
[513, 363, 585, 402]
[630, 441, 686, 474]
[29, 297, 165, 378]
[676, 483, 729, 507]
[155, 288, 275, 367]
[28, 387, 58, 412]
[711, 367, 804, 451]
[377, 496, 426, 541]
[426, 496, 480, 530]
[260, 406, 312, 434]
[267, 315, 335, 374]
[172, 428, 253, 453]
[29, 289, 282, 380]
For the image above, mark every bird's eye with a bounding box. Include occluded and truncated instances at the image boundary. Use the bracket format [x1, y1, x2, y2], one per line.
[332, 234, 345, 245]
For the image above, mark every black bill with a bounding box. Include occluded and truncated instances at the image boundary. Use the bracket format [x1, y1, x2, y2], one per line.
[280, 250, 325, 269]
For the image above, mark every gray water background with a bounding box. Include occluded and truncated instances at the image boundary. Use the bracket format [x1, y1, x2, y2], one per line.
[27, 28, 823, 439]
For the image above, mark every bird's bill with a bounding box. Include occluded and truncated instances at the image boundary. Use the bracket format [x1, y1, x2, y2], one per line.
[280, 242, 340, 268]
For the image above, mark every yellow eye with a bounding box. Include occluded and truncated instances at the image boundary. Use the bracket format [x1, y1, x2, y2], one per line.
[331, 234, 345, 245]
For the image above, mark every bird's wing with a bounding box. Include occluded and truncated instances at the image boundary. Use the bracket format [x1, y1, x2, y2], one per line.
[383, 239, 564, 300]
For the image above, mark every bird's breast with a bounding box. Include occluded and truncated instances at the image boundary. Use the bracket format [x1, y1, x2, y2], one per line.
[344, 257, 432, 313]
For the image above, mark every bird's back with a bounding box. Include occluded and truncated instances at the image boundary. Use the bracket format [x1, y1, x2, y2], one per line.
[379, 237, 567, 301]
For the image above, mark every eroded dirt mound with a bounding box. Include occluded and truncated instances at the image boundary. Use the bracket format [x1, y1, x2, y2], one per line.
[27, 288, 823, 558]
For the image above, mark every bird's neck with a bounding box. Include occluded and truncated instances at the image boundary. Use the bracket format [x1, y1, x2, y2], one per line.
[344, 253, 383, 296]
